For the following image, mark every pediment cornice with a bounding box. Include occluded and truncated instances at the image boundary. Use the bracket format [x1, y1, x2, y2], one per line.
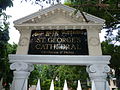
[14, 4, 105, 25]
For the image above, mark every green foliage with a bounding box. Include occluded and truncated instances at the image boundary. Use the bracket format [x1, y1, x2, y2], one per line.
[0, 43, 17, 90]
[7, 43, 18, 55]
[102, 41, 120, 69]
[64, 0, 120, 44]
[0, 0, 13, 90]
[101, 41, 120, 88]
[65, 0, 120, 27]
[41, 79, 51, 90]
[55, 65, 88, 89]
[29, 65, 41, 85]
[29, 65, 88, 89]
[23, 0, 120, 29]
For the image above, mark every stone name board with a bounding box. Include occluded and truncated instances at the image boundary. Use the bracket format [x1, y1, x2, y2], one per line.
[28, 29, 88, 55]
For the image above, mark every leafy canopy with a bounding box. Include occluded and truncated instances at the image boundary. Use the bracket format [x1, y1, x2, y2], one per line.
[0, 0, 13, 89]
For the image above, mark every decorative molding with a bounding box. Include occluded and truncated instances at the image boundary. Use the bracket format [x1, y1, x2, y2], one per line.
[22, 9, 83, 24]
[27, 63, 34, 72]
[86, 64, 110, 90]
[88, 64, 110, 73]
[88, 64, 96, 73]
[87, 64, 110, 81]
[10, 62, 34, 72]
[16, 24, 101, 32]
[15, 23, 103, 27]
[103, 65, 110, 73]
[13, 4, 105, 25]
[14, 23, 103, 31]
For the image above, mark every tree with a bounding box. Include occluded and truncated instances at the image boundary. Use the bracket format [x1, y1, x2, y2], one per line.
[29, 65, 89, 89]
[1, 43, 17, 90]
[0, 43, 17, 90]
[65, 0, 120, 45]
[0, 0, 13, 90]
[101, 41, 120, 89]
[22, 0, 120, 28]
[65, 0, 120, 27]
[0, 0, 13, 11]
[22, 0, 120, 43]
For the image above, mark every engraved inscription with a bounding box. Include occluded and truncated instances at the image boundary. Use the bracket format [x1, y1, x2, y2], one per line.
[28, 29, 88, 55]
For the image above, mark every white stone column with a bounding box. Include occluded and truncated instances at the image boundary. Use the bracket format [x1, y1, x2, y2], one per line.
[87, 64, 110, 90]
[10, 62, 34, 90]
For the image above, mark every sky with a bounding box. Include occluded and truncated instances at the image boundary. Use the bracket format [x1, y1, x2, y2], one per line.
[6, 0, 106, 44]
[6, 0, 44, 44]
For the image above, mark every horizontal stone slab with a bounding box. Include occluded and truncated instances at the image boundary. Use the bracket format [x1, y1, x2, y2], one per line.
[9, 54, 111, 65]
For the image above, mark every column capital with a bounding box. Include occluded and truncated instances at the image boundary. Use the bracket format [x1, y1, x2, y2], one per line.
[87, 64, 110, 81]
[10, 62, 34, 90]
[10, 62, 34, 72]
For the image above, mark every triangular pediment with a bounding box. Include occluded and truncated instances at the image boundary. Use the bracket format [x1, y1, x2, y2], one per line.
[22, 10, 84, 24]
[38, 15, 81, 24]
[14, 4, 105, 25]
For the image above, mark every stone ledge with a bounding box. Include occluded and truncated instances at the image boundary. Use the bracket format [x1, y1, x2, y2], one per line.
[9, 54, 111, 65]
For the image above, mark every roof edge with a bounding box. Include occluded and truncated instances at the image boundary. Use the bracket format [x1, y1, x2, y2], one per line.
[14, 4, 105, 25]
